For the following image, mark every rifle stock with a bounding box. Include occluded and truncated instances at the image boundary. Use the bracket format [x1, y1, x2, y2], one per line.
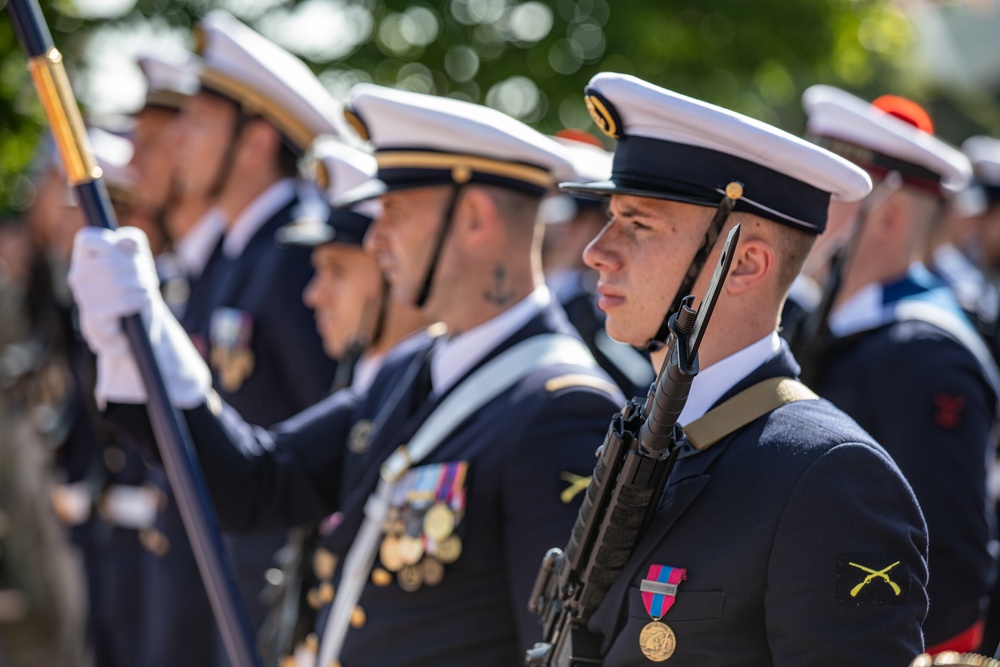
[5, 4, 263, 665]
[526, 224, 741, 667]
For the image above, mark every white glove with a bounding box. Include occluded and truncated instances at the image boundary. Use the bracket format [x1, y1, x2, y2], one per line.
[67, 226, 211, 409]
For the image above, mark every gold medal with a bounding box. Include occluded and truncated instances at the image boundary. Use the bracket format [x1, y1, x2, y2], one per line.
[436, 534, 462, 563]
[379, 534, 404, 572]
[398, 535, 425, 565]
[422, 557, 445, 586]
[312, 548, 336, 581]
[398, 564, 423, 592]
[423, 502, 455, 541]
[638, 621, 676, 662]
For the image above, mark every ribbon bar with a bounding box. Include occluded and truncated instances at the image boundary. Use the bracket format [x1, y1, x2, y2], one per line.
[640, 580, 679, 597]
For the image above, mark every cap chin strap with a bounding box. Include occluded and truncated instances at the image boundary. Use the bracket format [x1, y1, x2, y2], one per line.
[415, 183, 466, 308]
[372, 277, 390, 344]
[329, 279, 390, 394]
[644, 182, 744, 352]
[207, 110, 253, 199]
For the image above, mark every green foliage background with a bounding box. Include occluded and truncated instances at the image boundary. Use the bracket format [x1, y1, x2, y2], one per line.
[1, 0, 998, 215]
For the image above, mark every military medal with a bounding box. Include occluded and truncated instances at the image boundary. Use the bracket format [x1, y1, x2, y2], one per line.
[436, 534, 462, 563]
[398, 564, 423, 592]
[638, 564, 686, 662]
[638, 622, 677, 662]
[423, 502, 455, 541]
[379, 534, 404, 572]
[422, 557, 445, 586]
[397, 535, 425, 565]
[209, 308, 256, 393]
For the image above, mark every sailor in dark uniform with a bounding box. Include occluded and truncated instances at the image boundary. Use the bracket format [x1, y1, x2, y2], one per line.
[559, 72, 928, 665]
[800, 85, 999, 653]
[117, 13, 346, 662]
[256, 137, 431, 664]
[930, 136, 1000, 362]
[542, 132, 654, 398]
[67, 84, 623, 666]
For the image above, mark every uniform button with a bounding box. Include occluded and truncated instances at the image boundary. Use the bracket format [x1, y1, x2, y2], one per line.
[350, 606, 366, 629]
[139, 529, 170, 556]
[319, 582, 334, 605]
[371, 567, 392, 587]
[104, 447, 126, 473]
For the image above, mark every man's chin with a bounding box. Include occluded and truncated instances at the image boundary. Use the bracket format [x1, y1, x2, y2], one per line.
[603, 320, 646, 348]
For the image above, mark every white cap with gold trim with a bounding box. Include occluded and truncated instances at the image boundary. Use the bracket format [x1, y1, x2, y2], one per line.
[335, 83, 575, 206]
[192, 10, 347, 154]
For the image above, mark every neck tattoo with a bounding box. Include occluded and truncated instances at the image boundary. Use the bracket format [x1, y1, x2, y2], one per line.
[483, 265, 515, 307]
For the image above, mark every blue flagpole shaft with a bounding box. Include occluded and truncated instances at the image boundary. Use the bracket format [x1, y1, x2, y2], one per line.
[7, 2, 263, 665]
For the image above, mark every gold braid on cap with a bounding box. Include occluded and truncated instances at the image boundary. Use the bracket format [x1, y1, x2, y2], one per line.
[910, 653, 1000, 667]
[585, 89, 621, 140]
[344, 107, 370, 142]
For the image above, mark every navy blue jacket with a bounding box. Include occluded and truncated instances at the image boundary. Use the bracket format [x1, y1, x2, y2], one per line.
[139, 193, 337, 663]
[589, 343, 929, 666]
[817, 270, 999, 646]
[108, 304, 624, 666]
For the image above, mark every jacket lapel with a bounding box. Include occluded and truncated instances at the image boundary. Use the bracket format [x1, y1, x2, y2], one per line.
[593, 343, 803, 630]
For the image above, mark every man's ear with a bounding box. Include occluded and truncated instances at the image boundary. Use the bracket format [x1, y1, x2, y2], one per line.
[237, 119, 281, 164]
[456, 187, 499, 241]
[725, 237, 775, 295]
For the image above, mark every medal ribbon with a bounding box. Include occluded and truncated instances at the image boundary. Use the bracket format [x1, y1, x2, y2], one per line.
[641, 565, 687, 620]
[449, 462, 468, 511]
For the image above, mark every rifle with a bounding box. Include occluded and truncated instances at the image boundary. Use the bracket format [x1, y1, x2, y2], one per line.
[526, 223, 741, 667]
[5, 3, 263, 665]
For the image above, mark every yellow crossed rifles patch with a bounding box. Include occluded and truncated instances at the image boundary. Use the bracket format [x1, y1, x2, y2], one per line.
[849, 561, 901, 598]
[560, 472, 591, 504]
[836, 553, 908, 606]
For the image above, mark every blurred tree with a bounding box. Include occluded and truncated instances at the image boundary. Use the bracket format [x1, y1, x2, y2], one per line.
[1, 0, 995, 217]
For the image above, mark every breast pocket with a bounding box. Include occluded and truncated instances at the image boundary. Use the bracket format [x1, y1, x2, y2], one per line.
[626, 585, 726, 622]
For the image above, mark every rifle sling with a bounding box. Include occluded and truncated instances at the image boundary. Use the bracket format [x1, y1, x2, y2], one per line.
[683, 377, 818, 451]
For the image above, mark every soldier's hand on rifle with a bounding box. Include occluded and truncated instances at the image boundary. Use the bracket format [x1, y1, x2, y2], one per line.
[68, 226, 211, 409]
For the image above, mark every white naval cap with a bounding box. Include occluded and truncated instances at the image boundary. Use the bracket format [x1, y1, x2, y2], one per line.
[962, 136, 1000, 192]
[90, 129, 135, 200]
[542, 131, 612, 225]
[564, 73, 872, 234]
[277, 137, 379, 248]
[335, 83, 576, 206]
[192, 10, 348, 153]
[803, 85, 972, 197]
[138, 54, 198, 112]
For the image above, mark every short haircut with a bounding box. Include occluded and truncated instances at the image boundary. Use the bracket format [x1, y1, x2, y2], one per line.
[477, 185, 542, 239]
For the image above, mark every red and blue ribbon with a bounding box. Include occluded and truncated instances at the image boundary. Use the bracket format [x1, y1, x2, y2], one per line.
[641, 564, 687, 620]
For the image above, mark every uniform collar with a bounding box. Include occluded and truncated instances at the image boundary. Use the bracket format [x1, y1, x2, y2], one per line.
[932, 243, 998, 318]
[222, 178, 297, 258]
[174, 207, 225, 279]
[828, 263, 958, 338]
[677, 331, 782, 425]
[431, 285, 551, 395]
[546, 268, 588, 303]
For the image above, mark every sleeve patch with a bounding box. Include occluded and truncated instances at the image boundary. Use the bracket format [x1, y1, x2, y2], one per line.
[933, 392, 965, 429]
[836, 553, 909, 606]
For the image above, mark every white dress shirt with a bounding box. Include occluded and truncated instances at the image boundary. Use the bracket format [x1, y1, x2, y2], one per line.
[174, 207, 225, 280]
[430, 286, 551, 395]
[677, 331, 782, 425]
[222, 178, 297, 258]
